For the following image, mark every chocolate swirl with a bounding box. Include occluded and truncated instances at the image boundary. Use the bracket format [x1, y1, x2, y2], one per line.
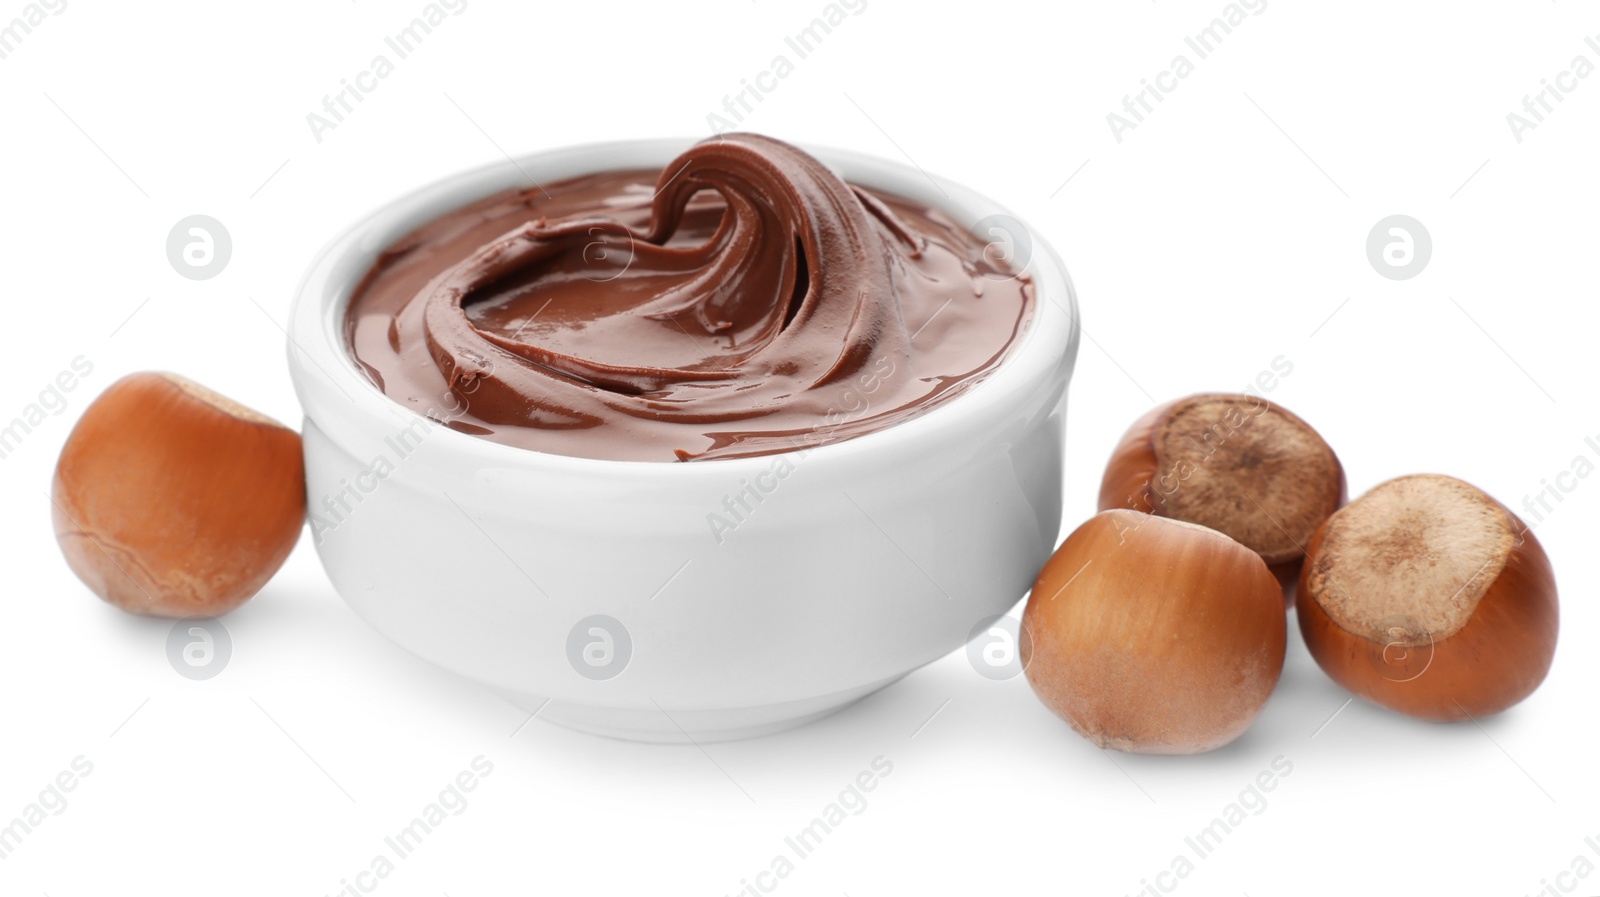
[351, 133, 1033, 461]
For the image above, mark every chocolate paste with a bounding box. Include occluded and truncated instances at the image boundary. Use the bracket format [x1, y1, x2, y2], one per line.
[346, 134, 1034, 461]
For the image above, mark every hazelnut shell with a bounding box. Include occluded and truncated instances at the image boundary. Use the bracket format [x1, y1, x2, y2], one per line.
[52, 372, 306, 617]
[1022, 509, 1287, 754]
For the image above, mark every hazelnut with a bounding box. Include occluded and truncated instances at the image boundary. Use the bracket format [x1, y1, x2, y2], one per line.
[1297, 474, 1558, 721]
[1099, 393, 1345, 603]
[52, 372, 306, 617]
[1022, 509, 1287, 754]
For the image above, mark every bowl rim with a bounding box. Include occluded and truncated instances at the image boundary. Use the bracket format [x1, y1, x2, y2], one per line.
[287, 136, 1080, 480]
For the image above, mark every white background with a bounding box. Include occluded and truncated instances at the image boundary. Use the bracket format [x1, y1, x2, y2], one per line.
[3, 1, 1597, 894]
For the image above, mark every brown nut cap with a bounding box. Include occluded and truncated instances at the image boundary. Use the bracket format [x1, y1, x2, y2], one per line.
[1296, 473, 1558, 721]
[52, 372, 306, 618]
[1022, 509, 1287, 754]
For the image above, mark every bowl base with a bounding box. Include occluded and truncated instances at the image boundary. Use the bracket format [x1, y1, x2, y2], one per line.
[500, 676, 905, 744]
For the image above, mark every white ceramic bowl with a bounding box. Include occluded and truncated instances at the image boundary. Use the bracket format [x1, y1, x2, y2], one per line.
[287, 138, 1080, 742]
